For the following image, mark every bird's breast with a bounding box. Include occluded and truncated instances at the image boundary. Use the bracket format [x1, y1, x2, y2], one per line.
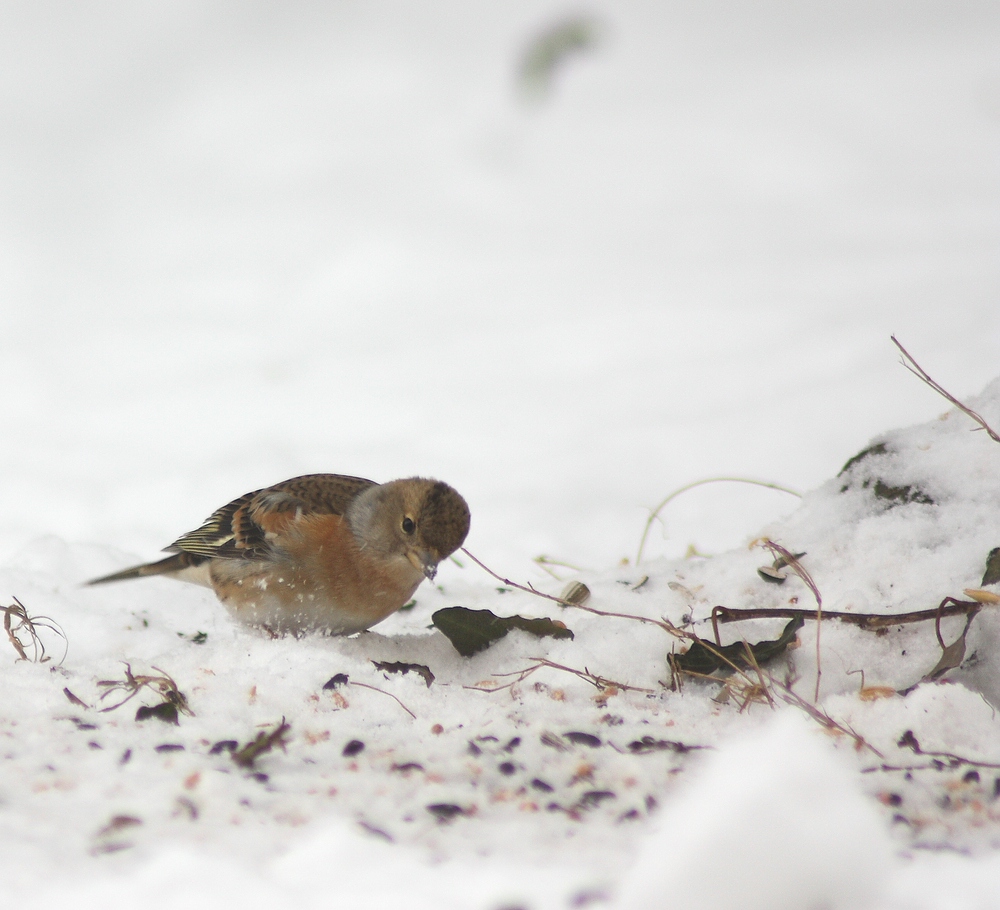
[208, 513, 425, 635]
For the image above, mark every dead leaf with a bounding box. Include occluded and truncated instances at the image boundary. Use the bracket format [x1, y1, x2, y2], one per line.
[900, 609, 980, 694]
[371, 660, 435, 687]
[432, 607, 574, 657]
[982, 548, 1000, 586]
[670, 615, 804, 677]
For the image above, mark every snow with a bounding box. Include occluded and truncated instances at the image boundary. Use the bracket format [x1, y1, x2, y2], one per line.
[1, 2, 1000, 907]
[617, 715, 893, 910]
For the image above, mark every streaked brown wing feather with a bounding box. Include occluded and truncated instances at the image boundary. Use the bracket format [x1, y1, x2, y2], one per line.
[167, 490, 258, 558]
[167, 473, 376, 560]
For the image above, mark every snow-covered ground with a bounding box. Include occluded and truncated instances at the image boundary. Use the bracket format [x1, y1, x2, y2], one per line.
[1, 2, 999, 907]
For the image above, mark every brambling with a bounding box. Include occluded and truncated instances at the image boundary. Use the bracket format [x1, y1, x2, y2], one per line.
[89, 474, 471, 635]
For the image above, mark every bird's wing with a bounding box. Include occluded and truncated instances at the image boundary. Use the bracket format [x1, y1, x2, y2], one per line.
[167, 473, 377, 560]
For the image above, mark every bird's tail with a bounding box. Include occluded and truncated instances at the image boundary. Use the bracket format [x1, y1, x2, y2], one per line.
[87, 552, 207, 585]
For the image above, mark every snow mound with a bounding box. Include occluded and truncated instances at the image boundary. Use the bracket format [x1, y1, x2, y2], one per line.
[617, 714, 891, 910]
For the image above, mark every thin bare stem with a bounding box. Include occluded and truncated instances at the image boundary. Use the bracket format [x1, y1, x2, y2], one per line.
[530, 658, 655, 694]
[670, 648, 773, 711]
[636, 477, 801, 565]
[462, 548, 579, 607]
[532, 555, 585, 580]
[668, 622, 783, 707]
[710, 598, 982, 633]
[760, 541, 823, 701]
[97, 663, 192, 715]
[351, 681, 416, 719]
[739, 639, 776, 709]
[891, 335, 1000, 443]
[4, 602, 28, 661]
[461, 547, 679, 635]
[769, 674, 884, 758]
[3, 597, 67, 665]
[569, 602, 679, 634]
[468, 657, 654, 696]
[892, 729, 1000, 770]
[466, 663, 544, 693]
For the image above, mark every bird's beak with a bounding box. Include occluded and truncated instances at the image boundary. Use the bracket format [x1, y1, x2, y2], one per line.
[407, 549, 439, 581]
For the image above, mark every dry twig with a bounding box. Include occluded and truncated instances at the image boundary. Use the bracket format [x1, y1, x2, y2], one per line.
[350, 682, 417, 719]
[681, 665, 773, 712]
[668, 628, 781, 708]
[738, 637, 777, 710]
[770, 675, 884, 758]
[468, 657, 653, 696]
[860, 729, 1000, 773]
[671, 625, 881, 751]
[97, 664, 193, 716]
[710, 597, 984, 637]
[3, 597, 67, 664]
[891, 335, 1000, 443]
[462, 548, 589, 608]
[759, 540, 823, 701]
[462, 548, 680, 636]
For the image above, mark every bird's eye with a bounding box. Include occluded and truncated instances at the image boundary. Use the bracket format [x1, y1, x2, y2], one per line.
[401, 516, 416, 535]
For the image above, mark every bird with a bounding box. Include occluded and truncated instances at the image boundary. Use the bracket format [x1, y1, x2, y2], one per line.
[88, 474, 471, 636]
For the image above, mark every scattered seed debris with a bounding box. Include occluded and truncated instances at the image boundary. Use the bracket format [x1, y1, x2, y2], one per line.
[358, 821, 394, 842]
[427, 803, 466, 822]
[541, 732, 568, 751]
[578, 790, 616, 809]
[232, 720, 290, 769]
[136, 702, 179, 725]
[97, 815, 141, 837]
[559, 581, 591, 605]
[564, 732, 601, 748]
[627, 737, 702, 755]
[209, 740, 238, 755]
[342, 740, 365, 757]
[63, 688, 89, 708]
